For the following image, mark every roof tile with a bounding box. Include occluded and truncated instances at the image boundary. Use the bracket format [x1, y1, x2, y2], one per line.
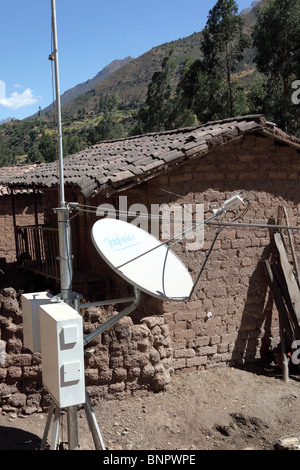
[1, 115, 299, 198]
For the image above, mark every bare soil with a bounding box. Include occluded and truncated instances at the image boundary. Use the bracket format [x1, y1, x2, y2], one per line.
[0, 363, 299, 451]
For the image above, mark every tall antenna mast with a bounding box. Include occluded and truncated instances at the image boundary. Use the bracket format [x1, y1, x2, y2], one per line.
[51, 0, 65, 207]
[50, 0, 78, 449]
[50, 0, 73, 306]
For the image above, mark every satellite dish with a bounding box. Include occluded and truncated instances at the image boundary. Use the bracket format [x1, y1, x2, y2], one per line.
[91, 218, 194, 301]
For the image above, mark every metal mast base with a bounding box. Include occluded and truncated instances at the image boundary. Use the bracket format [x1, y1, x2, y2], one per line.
[40, 390, 106, 451]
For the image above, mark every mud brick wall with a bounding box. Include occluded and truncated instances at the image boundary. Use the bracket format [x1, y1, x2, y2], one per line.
[0, 288, 172, 414]
[149, 135, 300, 370]
[72, 134, 300, 372]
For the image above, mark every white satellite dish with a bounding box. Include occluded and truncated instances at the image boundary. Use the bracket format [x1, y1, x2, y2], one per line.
[91, 218, 194, 301]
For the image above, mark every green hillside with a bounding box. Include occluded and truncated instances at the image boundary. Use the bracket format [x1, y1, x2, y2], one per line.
[61, 33, 206, 119]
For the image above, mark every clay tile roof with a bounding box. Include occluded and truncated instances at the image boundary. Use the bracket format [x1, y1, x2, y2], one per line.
[1, 114, 299, 199]
[0, 163, 42, 196]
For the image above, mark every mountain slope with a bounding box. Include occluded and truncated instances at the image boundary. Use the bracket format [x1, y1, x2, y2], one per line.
[61, 1, 264, 120]
[33, 56, 133, 118]
[61, 33, 204, 119]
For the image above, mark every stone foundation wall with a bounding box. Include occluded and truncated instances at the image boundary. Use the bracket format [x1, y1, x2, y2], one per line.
[0, 288, 172, 414]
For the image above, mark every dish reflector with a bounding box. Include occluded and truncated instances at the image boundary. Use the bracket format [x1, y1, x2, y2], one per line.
[91, 218, 193, 301]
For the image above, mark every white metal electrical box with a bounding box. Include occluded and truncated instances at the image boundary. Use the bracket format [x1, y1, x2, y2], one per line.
[39, 302, 85, 409]
[22, 291, 54, 353]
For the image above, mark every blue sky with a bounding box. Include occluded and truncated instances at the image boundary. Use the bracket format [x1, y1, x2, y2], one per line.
[0, 0, 254, 121]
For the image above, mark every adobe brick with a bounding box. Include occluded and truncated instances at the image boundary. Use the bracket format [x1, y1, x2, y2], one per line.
[162, 303, 177, 314]
[162, 313, 174, 323]
[174, 311, 196, 322]
[210, 335, 220, 345]
[170, 340, 186, 350]
[173, 348, 195, 359]
[217, 343, 229, 354]
[166, 322, 176, 334]
[209, 353, 223, 363]
[8, 354, 32, 367]
[219, 353, 233, 363]
[7, 366, 22, 378]
[173, 321, 186, 331]
[173, 329, 195, 341]
[186, 300, 203, 311]
[195, 336, 210, 347]
[199, 345, 218, 356]
[186, 356, 207, 367]
[85, 368, 99, 383]
[172, 358, 186, 370]
[190, 319, 203, 331]
[221, 333, 238, 344]
[22, 366, 40, 378]
[231, 239, 251, 249]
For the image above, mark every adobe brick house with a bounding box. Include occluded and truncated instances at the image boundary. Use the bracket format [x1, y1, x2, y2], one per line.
[0, 164, 44, 266]
[2, 114, 300, 372]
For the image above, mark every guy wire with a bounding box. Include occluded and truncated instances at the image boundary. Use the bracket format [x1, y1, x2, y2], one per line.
[73, 202, 300, 231]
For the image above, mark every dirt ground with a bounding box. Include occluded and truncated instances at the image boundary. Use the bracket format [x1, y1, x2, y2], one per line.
[0, 363, 299, 451]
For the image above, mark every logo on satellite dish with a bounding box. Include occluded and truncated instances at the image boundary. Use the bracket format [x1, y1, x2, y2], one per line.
[104, 233, 141, 252]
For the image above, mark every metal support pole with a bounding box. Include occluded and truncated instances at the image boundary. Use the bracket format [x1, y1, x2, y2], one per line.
[83, 288, 141, 347]
[51, 0, 73, 304]
[56, 206, 73, 305]
[50, 405, 61, 450]
[41, 400, 56, 450]
[84, 390, 106, 450]
[67, 406, 79, 450]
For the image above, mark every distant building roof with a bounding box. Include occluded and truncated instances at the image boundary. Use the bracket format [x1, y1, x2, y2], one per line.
[1, 115, 299, 198]
[0, 163, 42, 196]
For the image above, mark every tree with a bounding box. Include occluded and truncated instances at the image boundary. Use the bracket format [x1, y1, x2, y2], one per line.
[172, 58, 227, 125]
[136, 48, 176, 133]
[63, 132, 80, 156]
[38, 131, 56, 162]
[200, 0, 251, 117]
[88, 93, 124, 144]
[252, 0, 300, 132]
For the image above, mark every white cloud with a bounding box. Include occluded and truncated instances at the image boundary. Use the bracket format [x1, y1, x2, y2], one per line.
[0, 81, 41, 110]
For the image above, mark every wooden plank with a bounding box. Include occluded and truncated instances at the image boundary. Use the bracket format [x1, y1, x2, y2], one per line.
[272, 261, 300, 340]
[263, 260, 294, 346]
[274, 232, 300, 326]
[281, 205, 300, 287]
[263, 259, 292, 381]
